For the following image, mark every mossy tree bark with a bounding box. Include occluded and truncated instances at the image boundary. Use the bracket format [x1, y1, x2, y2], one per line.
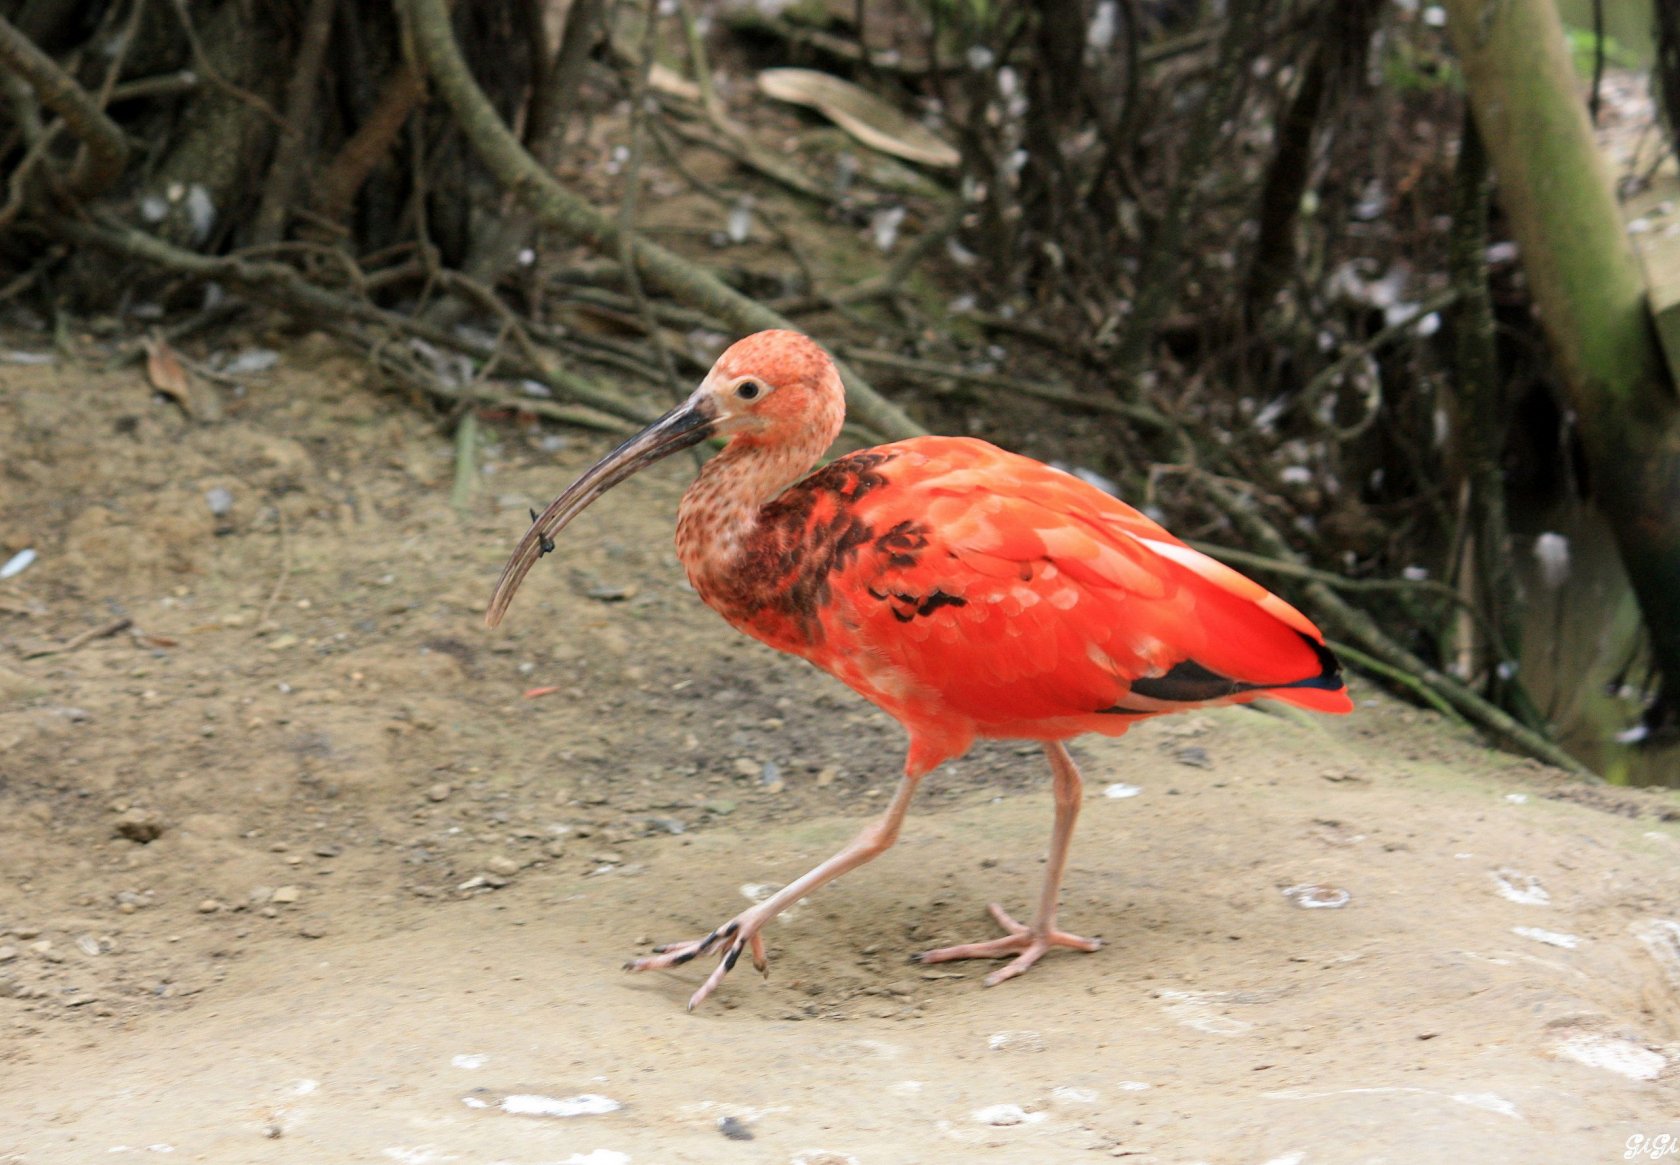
[1444, 0, 1680, 733]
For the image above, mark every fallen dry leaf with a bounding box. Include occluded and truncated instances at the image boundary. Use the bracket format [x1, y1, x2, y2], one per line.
[757, 68, 959, 169]
[142, 334, 196, 417]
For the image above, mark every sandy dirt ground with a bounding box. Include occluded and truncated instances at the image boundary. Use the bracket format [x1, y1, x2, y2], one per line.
[5, 347, 1680, 1164]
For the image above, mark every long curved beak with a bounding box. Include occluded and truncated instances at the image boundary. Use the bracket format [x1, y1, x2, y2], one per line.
[485, 396, 717, 628]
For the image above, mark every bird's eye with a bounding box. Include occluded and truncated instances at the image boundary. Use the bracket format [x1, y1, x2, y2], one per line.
[736, 379, 763, 400]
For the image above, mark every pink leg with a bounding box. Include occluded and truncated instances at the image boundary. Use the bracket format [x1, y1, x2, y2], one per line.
[628, 773, 921, 1010]
[915, 741, 1101, 985]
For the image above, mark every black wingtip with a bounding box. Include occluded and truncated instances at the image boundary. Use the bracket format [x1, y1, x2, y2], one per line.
[1115, 631, 1346, 709]
[1291, 631, 1346, 693]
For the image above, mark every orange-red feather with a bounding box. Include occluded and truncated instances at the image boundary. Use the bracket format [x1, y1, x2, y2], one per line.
[692, 435, 1351, 776]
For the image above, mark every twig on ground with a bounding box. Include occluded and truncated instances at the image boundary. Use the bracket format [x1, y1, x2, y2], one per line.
[255, 507, 291, 633]
[451, 409, 480, 512]
[371, 342, 635, 433]
[22, 617, 133, 659]
[53, 213, 656, 425]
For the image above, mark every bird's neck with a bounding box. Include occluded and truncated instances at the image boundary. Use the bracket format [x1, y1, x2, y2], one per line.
[675, 436, 819, 575]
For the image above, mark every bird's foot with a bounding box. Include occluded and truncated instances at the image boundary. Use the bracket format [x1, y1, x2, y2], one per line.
[912, 902, 1101, 987]
[625, 917, 769, 1011]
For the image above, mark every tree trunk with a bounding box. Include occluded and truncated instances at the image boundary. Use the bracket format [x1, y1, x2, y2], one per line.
[1444, 0, 1680, 734]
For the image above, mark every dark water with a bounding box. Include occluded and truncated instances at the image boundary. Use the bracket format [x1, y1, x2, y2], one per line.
[1514, 499, 1680, 785]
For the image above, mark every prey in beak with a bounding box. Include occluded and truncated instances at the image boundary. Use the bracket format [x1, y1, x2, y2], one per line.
[485, 394, 718, 628]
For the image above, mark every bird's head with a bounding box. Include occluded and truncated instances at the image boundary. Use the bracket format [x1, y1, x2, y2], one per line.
[696, 329, 846, 448]
[485, 330, 847, 627]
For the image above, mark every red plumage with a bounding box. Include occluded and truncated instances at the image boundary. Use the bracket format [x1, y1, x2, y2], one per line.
[488, 330, 1351, 1009]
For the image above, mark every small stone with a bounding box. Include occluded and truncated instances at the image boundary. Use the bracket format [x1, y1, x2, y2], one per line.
[0, 946, 16, 962]
[702, 798, 737, 816]
[313, 844, 341, 858]
[485, 855, 520, 877]
[972, 1103, 1045, 1126]
[717, 1115, 754, 1141]
[12, 926, 40, 940]
[1282, 883, 1351, 909]
[298, 920, 326, 939]
[987, 1029, 1047, 1053]
[732, 758, 760, 778]
[271, 885, 301, 904]
[198, 898, 224, 914]
[114, 807, 166, 843]
[585, 581, 639, 602]
[544, 839, 567, 858]
[427, 783, 452, 802]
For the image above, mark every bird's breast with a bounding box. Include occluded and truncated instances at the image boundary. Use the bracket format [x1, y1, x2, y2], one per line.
[676, 449, 910, 655]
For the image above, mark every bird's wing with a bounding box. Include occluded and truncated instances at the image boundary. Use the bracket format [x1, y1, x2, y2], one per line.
[830, 437, 1348, 730]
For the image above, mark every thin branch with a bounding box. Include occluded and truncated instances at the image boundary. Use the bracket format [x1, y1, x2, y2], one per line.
[21, 617, 133, 660]
[166, 0, 286, 130]
[0, 10, 130, 197]
[839, 346, 1173, 430]
[526, 0, 604, 158]
[107, 69, 200, 104]
[253, 0, 338, 244]
[1291, 289, 1460, 430]
[1198, 475, 1595, 777]
[1328, 640, 1464, 723]
[1188, 538, 1510, 662]
[314, 59, 428, 225]
[52, 213, 656, 425]
[615, 0, 686, 402]
[395, 0, 923, 441]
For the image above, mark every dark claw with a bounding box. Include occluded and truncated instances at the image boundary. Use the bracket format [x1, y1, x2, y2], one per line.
[724, 942, 743, 972]
[529, 509, 556, 557]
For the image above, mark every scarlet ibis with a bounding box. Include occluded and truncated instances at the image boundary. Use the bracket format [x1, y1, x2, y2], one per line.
[487, 330, 1352, 1010]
